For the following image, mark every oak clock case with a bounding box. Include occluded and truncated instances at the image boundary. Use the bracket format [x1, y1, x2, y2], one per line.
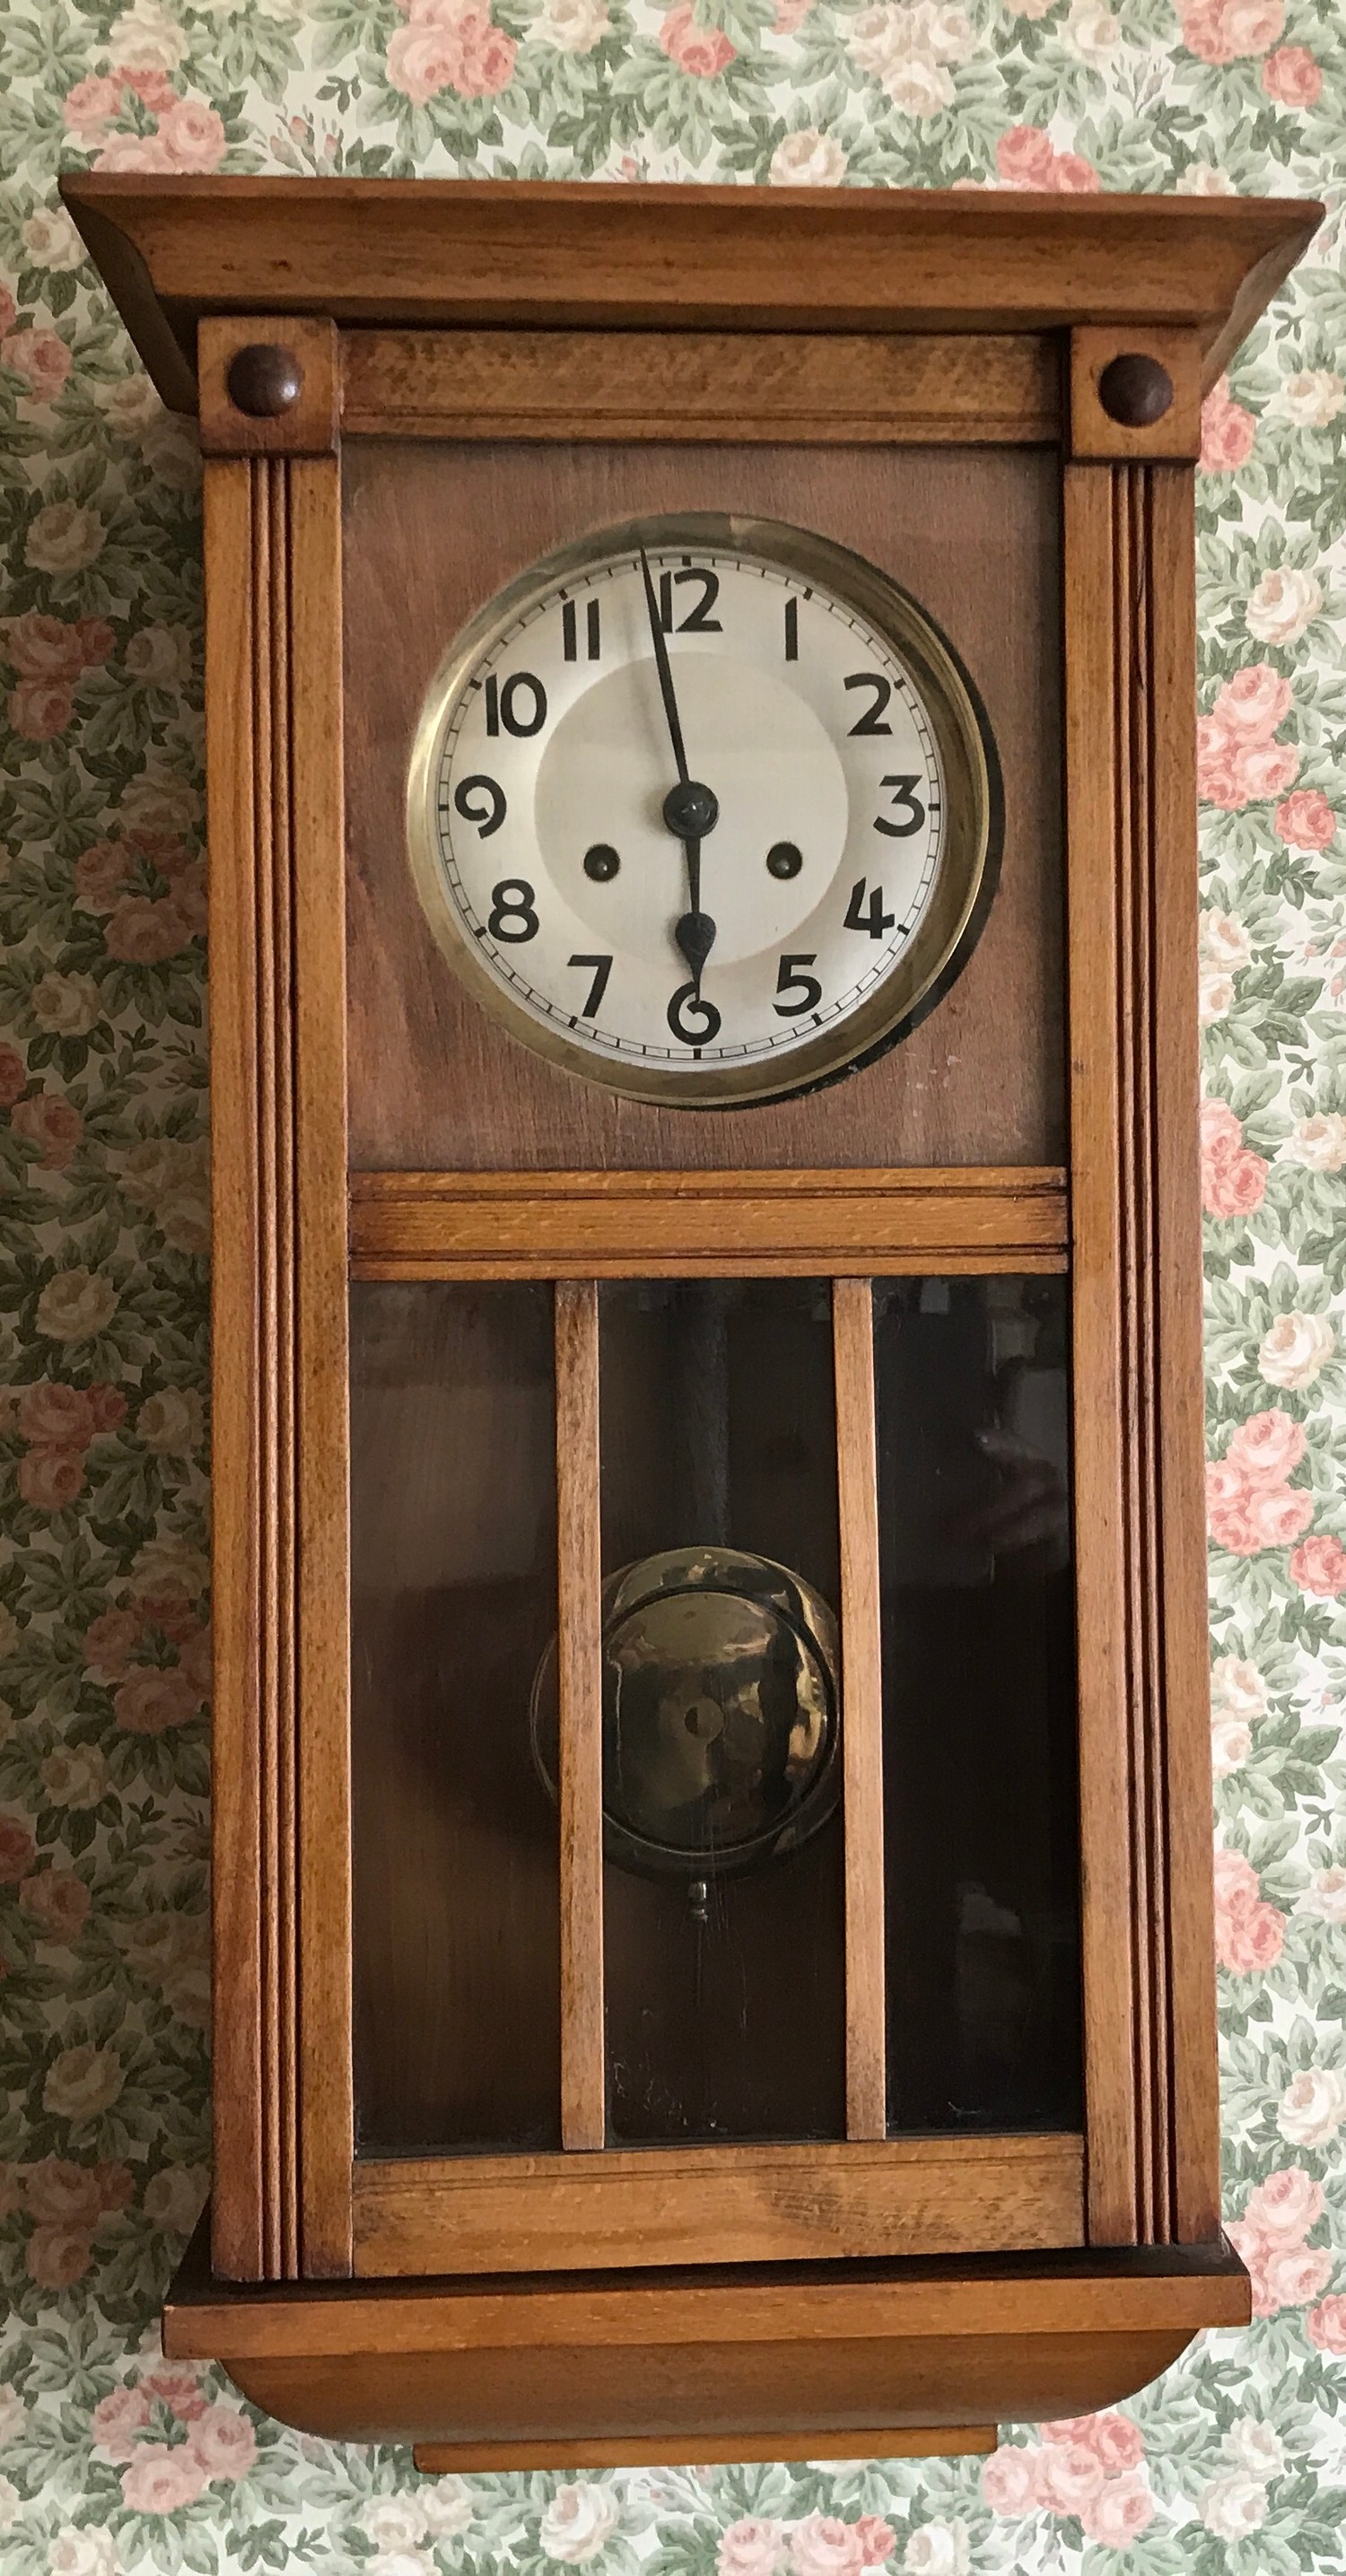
[60, 172, 1322, 2467]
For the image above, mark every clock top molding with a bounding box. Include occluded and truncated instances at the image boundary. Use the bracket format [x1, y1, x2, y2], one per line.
[62, 173, 1319, 424]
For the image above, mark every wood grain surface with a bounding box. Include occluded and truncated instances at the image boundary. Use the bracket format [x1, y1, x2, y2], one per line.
[350, 2133, 1084, 2275]
[59, 177, 1321, 414]
[555, 1282, 606, 2151]
[1065, 460, 1219, 2249]
[832, 1281, 887, 2143]
[410, 2428, 997, 2469]
[349, 1167, 1069, 1276]
[343, 441, 1064, 1172]
[341, 329, 1061, 445]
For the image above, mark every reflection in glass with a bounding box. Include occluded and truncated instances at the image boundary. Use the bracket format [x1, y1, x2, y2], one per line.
[350, 1281, 559, 2155]
[598, 1280, 846, 2144]
[876, 1276, 1080, 2133]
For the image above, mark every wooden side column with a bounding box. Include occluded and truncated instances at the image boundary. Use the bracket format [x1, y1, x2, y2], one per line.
[555, 1281, 606, 2151]
[833, 1280, 887, 2142]
[206, 450, 352, 2282]
[1064, 458, 1219, 2247]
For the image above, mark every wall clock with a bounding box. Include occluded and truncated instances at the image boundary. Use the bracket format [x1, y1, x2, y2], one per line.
[64, 173, 1320, 2469]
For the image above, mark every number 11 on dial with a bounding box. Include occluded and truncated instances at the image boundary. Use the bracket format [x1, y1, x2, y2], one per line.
[407, 513, 1001, 1107]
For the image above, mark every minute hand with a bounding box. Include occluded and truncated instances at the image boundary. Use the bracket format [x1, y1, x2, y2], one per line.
[639, 545, 692, 788]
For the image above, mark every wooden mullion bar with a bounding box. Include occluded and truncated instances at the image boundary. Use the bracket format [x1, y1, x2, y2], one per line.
[833, 1280, 887, 2143]
[555, 1281, 606, 2152]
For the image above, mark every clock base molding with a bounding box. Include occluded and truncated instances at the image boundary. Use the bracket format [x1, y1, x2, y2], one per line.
[164, 2218, 1249, 2460]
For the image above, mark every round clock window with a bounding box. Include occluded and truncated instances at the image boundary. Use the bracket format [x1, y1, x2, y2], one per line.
[407, 514, 1002, 1107]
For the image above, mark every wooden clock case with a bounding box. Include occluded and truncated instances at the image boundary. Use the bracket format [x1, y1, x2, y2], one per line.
[63, 175, 1319, 2467]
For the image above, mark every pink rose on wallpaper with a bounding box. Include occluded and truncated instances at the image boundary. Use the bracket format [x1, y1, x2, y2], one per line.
[1036, 2441, 1105, 2513]
[75, 838, 135, 910]
[1211, 664, 1292, 738]
[0, 286, 16, 338]
[1199, 1097, 1268, 1219]
[1227, 1409, 1307, 1484]
[1289, 1533, 1346, 1597]
[387, 0, 518, 100]
[186, 2400, 257, 2480]
[103, 894, 194, 963]
[125, 69, 179, 115]
[994, 126, 1099, 189]
[1263, 42, 1321, 100]
[774, 0, 814, 29]
[0, 1815, 38, 1882]
[1201, 380, 1256, 469]
[9, 678, 74, 739]
[1213, 1847, 1286, 1973]
[156, 99, 228, 172]
[142, 2365, 210, 2423]
[1051, 150, 1100, 190]
[851, 2522, 895, 2565]
[788, 2517, 869, 2576]
[12, 1091, 83, 1171]
[660, 3, 737, 75]
[21, 1871, 91, 1940]
[25, 2159, 103, 2225]
[27, 2222, 93, 2287]
[112, 1668, 200, 1736]
[1, 327, 72, 400]
[1080, 2473, 1155, 2545]
[0, 1043, 26, 1107]
[1307, 2295, 1346, 2353]
[92, 135, 174, 173]
[84, 1607, 143, 1681]
[981, 2444, 1044, 2513]
[120, 2441, 209, 2511]
[1179, 0, 1282, 60]
[19, 1384, 96, 1446]
[92, 2383, 153, 2463]
[1042, 2413, 1145, 2473]
[2, 611, 110, 681]
[61, 73, 125, 138]
[1275, 788, 1335, 849]
[719, 2519, 788, 2576]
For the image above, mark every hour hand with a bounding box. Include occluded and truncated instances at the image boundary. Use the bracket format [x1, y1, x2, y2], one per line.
[675, 894, 716, 985]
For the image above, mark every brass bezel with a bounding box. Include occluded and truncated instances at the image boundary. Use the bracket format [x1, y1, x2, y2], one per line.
[407, 513, 1001, 1108]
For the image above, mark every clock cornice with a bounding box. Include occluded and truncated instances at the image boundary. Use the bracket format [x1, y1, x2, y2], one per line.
[59, 172, 1320, 418]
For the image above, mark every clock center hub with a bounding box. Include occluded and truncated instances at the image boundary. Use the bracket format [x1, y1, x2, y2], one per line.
[661, 778, 720, 840]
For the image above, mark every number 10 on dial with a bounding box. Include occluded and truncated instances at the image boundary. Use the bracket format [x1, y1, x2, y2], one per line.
[407, 514, 1001, 1107]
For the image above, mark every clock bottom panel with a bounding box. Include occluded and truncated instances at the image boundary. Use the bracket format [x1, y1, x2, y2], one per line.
[347, 1270, 1080, 2193]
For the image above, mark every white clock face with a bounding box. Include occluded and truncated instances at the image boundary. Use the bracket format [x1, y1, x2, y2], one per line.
[408, 517, 998, 1105]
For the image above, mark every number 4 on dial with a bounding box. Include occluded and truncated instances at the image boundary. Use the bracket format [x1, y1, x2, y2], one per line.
[844, 880, 896, 940]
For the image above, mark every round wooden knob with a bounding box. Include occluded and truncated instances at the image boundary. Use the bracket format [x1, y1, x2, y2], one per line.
[226, 344, 304, 419]
[1097, 353, 1174, 428]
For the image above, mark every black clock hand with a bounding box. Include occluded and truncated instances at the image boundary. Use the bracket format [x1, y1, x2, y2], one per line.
[638, 544, 719, 990]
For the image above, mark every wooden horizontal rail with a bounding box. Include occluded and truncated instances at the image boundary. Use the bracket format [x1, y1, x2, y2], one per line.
[351, 2134, 1084, 2277]
[349, 1167, 1068, 1279]
[341, 329, 1060, 445]
[411, 2427, 997, 2471]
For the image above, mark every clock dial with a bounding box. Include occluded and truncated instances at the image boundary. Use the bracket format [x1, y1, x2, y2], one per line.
[407, 515, 1001, 1105]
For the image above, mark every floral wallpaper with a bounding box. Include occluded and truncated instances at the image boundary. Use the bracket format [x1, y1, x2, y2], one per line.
[0, 0, 1342, 2564]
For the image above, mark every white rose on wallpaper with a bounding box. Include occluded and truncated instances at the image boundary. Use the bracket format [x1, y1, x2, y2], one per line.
[1199, 964, 1234, 1023]
[35, 1271, 118, 1343]
[1269, 369, 1345, 428]
[1201, 2472, 1269, 2540]
[1211, 1708, 1251, 1774]
[118, 764, 201, 836]
[1298, 1867, 1346, 1924]
[1259, 1310, 1336, 1389]
[136, 1386, 204, 1454]
[140, 410, 201, 489]
[1067, 0, 1119, 61]
[0, 2480, 22, 2532]
[41, 1745, 110, 1809]
[1279, 1112, 1346, 1169]
[48, 2530, 121, 2576]
[903, 2522, 970, 2575]
[1245, 566, 1322, 644]
[362, 2499, 429, 2551]
[422, 2476, 473, 2536]
[124, 625, 193, 688]
[852, 2, 972, 110]
[0, 2387, 24, 2444]
[1200, 908, 1254, 969]
[102, 373, 162, 440]
[31, 972, 101, 1036]
[1277, 2069, 1346, 2147]
[1225, 2418, 1286, 2478]
[143, 2164, 209, 2233]
[22, 207, 84, 271]
[769, 129, 849, 182]
[26, 503, 105, 576]
[41, 2043, 124, 2122]
[1211, 1655, 1268, 1719]
[541, 2483, 620, 2562]
[107, 0, 188, 68]
[536, 0, 610, 50]
[1177, 162, 1237, 191]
